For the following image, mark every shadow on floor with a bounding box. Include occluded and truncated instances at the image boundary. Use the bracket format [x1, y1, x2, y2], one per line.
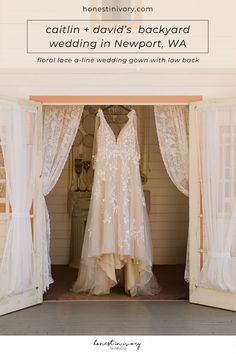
[43, 264, 189, 301]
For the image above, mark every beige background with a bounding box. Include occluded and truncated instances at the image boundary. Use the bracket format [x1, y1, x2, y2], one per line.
[0, 0, 236, 68]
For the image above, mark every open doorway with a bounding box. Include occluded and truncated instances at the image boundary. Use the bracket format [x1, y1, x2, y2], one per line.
[43, 104, 189, 301]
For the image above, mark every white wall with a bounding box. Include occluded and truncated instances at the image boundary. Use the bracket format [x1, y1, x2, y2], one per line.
[46, 163, 71, 264]
[0, 69, 236, 99]
[146, 109, 189, 264]
[1, 69, 236, 264]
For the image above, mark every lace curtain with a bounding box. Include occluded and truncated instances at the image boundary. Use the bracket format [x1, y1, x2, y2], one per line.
[0, 100, 37, 297]
[197, 103, 236, 292]
[154, 106, 190, 281]
[154, 106, 189, 196]
[42, 105, 83, 291]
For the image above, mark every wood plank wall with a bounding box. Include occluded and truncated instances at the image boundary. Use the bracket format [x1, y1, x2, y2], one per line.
[47, 106, 189, 265]
[145, 107, 189, 264]
[46, 165, 71, 264]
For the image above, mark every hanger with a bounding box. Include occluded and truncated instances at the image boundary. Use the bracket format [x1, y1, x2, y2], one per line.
[95, 105, 131, 115]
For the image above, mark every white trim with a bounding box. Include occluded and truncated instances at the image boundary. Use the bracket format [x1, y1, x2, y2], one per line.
[0, 96, 41, 108]
[191, 287, 236, 311]
[0, 288, 42, 316]
[0, 99, 43, 316]
[34, 104, 43, 296]
[192, 97, 236, 109]
[189, 97, 236, 312]
[189, 101, 201, 299]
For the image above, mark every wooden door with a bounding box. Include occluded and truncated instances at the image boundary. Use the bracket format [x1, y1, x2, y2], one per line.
[189, 98, 236, 311]
[0, 98, 43, 316]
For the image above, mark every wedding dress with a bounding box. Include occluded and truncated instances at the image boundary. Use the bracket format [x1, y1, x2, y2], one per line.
[72, 108, 160, 296]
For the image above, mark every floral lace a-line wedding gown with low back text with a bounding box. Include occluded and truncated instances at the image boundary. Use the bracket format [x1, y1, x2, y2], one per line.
[72, 108, 159, 296]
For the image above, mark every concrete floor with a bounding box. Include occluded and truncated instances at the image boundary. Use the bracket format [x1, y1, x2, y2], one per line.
[0, 300, 236, 335]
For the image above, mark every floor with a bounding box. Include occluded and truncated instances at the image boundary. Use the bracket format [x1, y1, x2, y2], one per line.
[0, 301, 236, 335]
[43, 264, 189, 300]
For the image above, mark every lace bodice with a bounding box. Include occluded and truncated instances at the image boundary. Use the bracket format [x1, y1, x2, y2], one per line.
[92, 108, 145, 220]
[94, 108, 140, 162]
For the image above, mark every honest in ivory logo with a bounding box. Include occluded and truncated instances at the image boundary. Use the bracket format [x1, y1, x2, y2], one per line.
[83, 0, 147, 21]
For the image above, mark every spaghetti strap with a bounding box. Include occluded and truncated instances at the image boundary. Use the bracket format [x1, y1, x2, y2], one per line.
[91, 111, 101, 169]
[131, 109, 141, 156]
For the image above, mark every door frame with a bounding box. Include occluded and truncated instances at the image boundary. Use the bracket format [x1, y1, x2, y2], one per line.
[31, 95, 202, 303]
[189, 98, 236, 311]
[30, 96, 202, 105]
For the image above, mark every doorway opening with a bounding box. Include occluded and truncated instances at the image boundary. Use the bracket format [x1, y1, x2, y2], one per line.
[41, 103, 190, 301]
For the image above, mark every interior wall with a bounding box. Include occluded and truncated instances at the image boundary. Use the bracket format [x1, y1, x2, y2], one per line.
[146, 108, 188, 264]
[1, 70, 236, 99]
[47, 105, 189, 265]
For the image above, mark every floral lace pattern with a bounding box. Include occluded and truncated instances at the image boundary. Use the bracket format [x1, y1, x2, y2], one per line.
[42, 105, 83, 291]
[92, 109, 145, 254]
[73, 109, 159, 296]
[154, 106, 189, 196]
[154, 105, 189, 282]
[43, 106, 84, 195]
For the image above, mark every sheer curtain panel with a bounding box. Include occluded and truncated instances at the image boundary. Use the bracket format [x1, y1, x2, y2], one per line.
[0, 100, 37, 298]
[197, 103, 236, 292]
